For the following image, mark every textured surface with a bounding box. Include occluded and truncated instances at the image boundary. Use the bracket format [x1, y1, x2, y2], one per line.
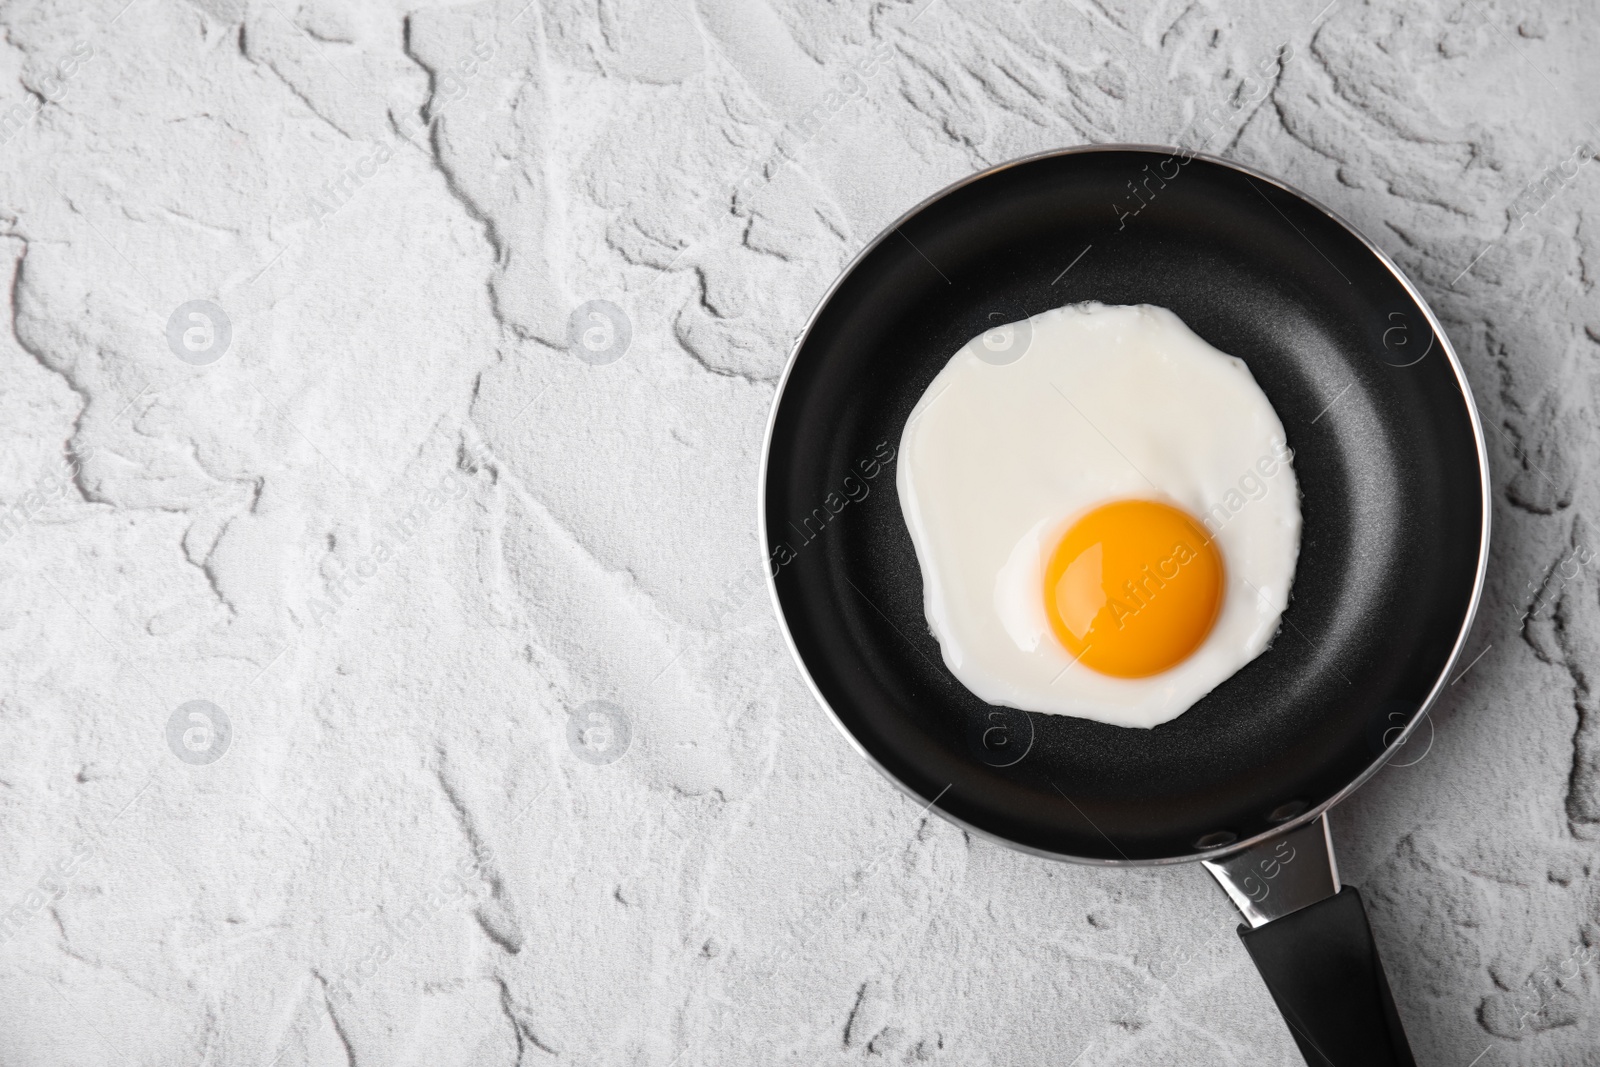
[0, 0, 1595, 1064]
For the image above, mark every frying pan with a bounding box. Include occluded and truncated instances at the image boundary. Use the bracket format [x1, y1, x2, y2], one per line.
[759, 146, 1489, 1065]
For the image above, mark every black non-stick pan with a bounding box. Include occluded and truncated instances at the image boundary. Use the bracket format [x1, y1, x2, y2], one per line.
[760, 146, 1489, 1065]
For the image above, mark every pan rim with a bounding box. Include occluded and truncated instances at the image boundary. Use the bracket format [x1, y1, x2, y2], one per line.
[756, 143, 1492, 867]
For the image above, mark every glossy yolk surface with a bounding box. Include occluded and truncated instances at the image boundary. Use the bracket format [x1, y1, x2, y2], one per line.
[1043, 499, 1225, 678]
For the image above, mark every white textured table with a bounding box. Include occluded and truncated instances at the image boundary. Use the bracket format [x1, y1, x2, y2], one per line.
[1, 1, 1595, 1063]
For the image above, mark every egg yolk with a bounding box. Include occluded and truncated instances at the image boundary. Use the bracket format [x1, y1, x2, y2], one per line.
[1043, 499, 1224, 678]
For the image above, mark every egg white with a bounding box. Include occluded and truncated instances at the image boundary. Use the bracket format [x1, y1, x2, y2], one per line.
[896, 302, 1301, 728]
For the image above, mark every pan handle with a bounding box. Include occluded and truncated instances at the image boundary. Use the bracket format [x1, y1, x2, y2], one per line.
[1203, 815, 1416, 1066]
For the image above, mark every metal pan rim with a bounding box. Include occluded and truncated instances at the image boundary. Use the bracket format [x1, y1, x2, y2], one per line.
[756, 143, 1492, 866]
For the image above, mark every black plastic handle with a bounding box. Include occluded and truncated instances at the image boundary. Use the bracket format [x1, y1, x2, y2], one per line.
[1237, 887, 1416, 1067]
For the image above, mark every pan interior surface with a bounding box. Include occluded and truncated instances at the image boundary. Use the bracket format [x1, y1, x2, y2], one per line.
[764, 149, 1485, 862]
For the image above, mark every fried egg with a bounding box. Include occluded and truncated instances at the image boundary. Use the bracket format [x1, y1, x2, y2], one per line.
[896, 302, 1301, 728]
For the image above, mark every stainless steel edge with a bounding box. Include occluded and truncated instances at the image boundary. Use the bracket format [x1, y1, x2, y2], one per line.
[756, 142, 1493, 868]
[1203, 814, 1341, 927]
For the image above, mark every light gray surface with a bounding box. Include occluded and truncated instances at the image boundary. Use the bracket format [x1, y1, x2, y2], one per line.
[0, 0, 1596, 1064]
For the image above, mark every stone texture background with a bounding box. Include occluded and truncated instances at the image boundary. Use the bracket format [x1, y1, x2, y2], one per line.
[0, 0, 1596, 1063]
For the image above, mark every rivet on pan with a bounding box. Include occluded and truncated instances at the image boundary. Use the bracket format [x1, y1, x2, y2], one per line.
[1267, 800, 1308, 823]
[1194, 831, 1237, 849]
